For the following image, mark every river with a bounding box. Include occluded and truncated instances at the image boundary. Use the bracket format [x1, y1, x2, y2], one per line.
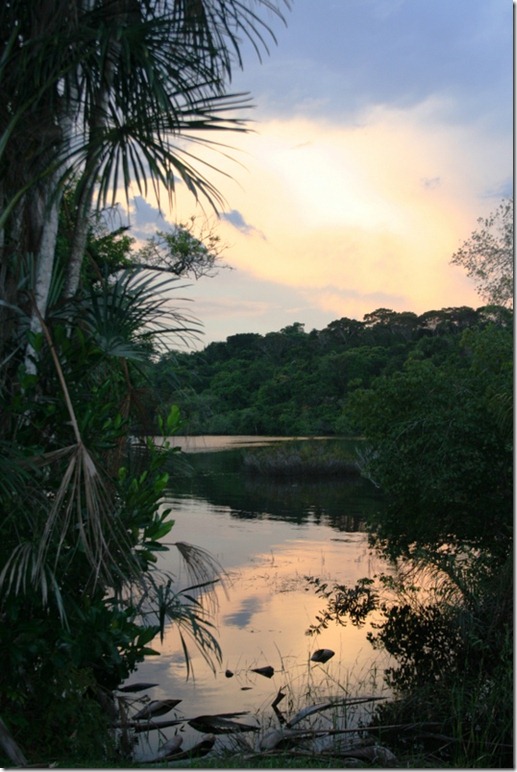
[123, 436, 393, 760]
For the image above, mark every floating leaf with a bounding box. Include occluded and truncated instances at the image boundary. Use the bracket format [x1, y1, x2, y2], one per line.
[117, 682, 158, 693]
[156, 735, 183, 758]
[310, 648, 335, 664]
[132, 698, 182, 720]
[154, 734, 216, 761]
[250, 665, 274, 678]
[188, 715, 259, 734]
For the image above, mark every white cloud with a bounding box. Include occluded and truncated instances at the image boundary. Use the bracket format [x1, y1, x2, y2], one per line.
[113, 0, 511, 343]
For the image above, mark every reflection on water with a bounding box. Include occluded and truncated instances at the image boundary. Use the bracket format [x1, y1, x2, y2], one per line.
[156, 434, 327, 453]
[165, 435, 381, 530]
[126, 437, 391, 761]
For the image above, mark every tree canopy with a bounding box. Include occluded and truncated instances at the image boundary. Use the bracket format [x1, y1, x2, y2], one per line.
[150, 304, 512, 437]
[451, 197, 514, 307]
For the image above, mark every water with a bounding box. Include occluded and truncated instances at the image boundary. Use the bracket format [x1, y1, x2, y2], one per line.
[124, 437, 392, 760]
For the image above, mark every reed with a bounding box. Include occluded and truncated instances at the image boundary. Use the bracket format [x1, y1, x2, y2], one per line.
[243, 443, 360, 478]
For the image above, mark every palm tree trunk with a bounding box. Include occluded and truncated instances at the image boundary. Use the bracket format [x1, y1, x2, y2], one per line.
[64, 0, 130, 299]
[63, 183, 93, 299]
[24, 181, 63, 373]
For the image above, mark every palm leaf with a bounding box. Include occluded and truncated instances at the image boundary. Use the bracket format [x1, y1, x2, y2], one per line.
[81, 269, 203, 356]
[0, 542, 65, 621]
[134, 570, 223, 679]
[28, 311, 141, 592]
[1, 1, 290, 222]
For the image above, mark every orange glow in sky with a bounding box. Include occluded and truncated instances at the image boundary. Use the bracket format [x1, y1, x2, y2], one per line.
[124, 1, 512, 344]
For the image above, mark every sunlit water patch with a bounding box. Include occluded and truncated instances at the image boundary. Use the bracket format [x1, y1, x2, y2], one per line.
[122, 438, 392, 761]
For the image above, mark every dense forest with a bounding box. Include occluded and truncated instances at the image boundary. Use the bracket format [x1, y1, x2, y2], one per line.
[150, 304, 512, 436]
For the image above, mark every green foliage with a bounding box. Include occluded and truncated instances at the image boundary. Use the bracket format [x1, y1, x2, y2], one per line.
[451, 197, 513, 307]
[301, 312, 512, 767]
[151, 305, 512, 439]
[243, 442, 360, 477]
[346, 324, 512, 559]
[0, 2, 293, 764]
[135, 217, 226, 280]
[0, 269, 219, 763]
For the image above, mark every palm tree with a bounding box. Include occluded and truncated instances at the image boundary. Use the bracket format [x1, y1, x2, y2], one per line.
[0, 0, 289, 357]
[0, 2, 290, 761]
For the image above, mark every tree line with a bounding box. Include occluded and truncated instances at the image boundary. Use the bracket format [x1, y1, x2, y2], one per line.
[150, 304, 512, 436]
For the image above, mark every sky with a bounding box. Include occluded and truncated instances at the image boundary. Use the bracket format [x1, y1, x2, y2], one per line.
[125, 0, 513, 347]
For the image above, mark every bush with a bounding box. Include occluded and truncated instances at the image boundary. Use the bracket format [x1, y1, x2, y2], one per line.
[243, 442, 360, 478]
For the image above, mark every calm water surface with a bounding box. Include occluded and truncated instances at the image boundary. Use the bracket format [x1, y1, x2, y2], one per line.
[126, 437, 392, 760]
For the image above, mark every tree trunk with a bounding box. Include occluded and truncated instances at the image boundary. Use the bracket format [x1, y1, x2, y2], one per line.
[63, 183, 93, 299]
[64, 0, 128, 299]
[24, 182, 63, 373]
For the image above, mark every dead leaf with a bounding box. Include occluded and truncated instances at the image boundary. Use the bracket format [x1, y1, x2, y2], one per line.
[129, 718, 184, 733]
[132, 699, 182, 720]
[287, 696, 385, 729]
[259, 728, 290, 751]
[117, 682, 158, 693]
[155, 734, 215, 761]
[188, 715, 259, 734]
[251, 665, 274, 678]
[310, 648, 335, 664]
[156, 735, 183, 758]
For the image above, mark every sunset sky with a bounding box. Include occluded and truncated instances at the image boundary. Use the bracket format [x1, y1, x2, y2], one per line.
[126, 0, 513, 346]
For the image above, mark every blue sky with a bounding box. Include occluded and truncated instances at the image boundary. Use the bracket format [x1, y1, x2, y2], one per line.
[127, 0, 513, 346]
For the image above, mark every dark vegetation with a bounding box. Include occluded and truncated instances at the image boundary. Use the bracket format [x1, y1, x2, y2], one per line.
[243, 440, 360, 477]
[297, 309, 513, 767]
[0, 0, 290, 766]
[150, 304, 512, 437]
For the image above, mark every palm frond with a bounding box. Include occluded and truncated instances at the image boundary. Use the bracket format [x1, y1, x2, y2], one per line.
[28, 313, 141, 591]
[145, 572, 223, 679]
[172, 540, 228, 597]
[34, 442, 127, 590]
[1, 1, 289, 221]
[0, 542, 66, 621]
[81, 269, 203, 356]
